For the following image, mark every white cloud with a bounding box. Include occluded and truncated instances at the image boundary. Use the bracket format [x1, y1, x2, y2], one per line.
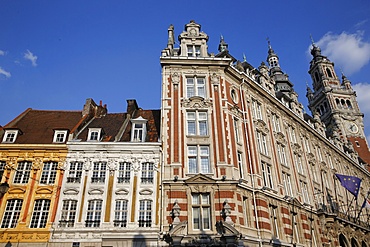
[24, 49, 38, 67]
[352, 82, 370, 143]
[0, 67, 11, 78]
[0, 50, 5, 56]
[315, 31, 370, 75]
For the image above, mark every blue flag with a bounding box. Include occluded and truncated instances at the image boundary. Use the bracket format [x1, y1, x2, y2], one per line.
[335, 174, 361, 197]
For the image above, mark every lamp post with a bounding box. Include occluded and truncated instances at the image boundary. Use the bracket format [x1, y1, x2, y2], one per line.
[0, 182, 10, 197]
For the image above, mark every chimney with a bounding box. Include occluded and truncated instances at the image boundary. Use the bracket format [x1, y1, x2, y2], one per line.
[126, 99, 139, 115]
[95, 100, 108, 118]
[82, 98, 97, 117]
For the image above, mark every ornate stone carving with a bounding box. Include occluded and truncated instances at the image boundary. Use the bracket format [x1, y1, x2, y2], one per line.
[181, 97, 212, 109]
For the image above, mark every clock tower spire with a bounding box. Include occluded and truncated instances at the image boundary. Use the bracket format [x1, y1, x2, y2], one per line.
[307, 40, 370, 166]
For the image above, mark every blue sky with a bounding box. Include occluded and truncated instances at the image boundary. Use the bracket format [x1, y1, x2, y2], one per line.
[1, 0, 370, 141]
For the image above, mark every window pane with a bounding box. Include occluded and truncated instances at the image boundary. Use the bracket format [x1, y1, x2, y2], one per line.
[193, 208, 200, 229]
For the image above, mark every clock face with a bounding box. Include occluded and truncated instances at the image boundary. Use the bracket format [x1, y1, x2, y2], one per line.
[346, 122, 358, 133]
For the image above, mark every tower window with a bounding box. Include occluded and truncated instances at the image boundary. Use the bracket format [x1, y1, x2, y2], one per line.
[187, 45, 201, 57]
[314, 72, 319, 83]
[326, 68, 333, 78]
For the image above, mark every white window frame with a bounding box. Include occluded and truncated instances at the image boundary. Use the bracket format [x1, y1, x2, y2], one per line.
[141, 162, 154, 184]
[53, 130, 68, 143]
[270, 205, 279, 238]
[67, 161, 83, 183]
[294, 154, 304, 174]
[186, 76, 206, 98]
[251, 99, 263, 120]
[138, 200, 152, 227]
[237, 151, 244, 178]
[131, 117, 148, 142]
[0, 199, 23, 228]
[300, 180, 310, 204]
[40, 161, 58, 184]
[187, 45, 201, 57]
[234, 118, 240, 143]
[188, 146, 210, 174]
[59, 200, 77, 227]
[187, 111, 208, 136]
[30, 199, 50, 228]
[261, 162, 273, 189]
[13, 161, 32, 184]
[256, 131, 269, 156]
[88, 128, 101, 141]
[192, 193, 211, 230]
[114, 200, 128, 227]
[118, 162, 131, 183]
[282, 172, 293, 197]
[2, 130, 18, 143]
[288, 125, 297, 143]
[271, 114, 281, 132]
[277, 144, 288, 166]
[85, 200, 102, 227]
[91, 161, 106, 183]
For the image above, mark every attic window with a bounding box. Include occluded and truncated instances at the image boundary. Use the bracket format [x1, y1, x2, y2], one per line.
[53, 130, 68, 143]
[2, 130, 18, 143]
[131, 117, 148, 142]
[187, 45, 201, 57]
[88, 128, 101, 141]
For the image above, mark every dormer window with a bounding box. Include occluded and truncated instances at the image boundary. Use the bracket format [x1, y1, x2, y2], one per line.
[2, 130, 19, 143]
[131, 117, 148, 142]
[187, 45, 201, 57]
[53, 130, 68, 143]
[88, 128, 101, 141]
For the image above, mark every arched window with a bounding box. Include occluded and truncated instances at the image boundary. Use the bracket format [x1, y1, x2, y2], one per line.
[341, 99, 346, 108]
[346, 100, 352, 109]
[336, 98, 340, 108]
[326, 68, 333, 78]
[314, 72, 320, 82]
[351, 238, 359, 247]
[339, 234, 349, 247]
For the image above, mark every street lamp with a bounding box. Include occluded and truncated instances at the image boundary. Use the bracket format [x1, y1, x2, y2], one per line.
[0, 182, 10, 196]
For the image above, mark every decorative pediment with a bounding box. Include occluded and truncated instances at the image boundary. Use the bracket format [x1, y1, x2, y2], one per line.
[168, 220, 188, 236]
[274, 132, 286, 144]
[88, 189, 104, 195]
[35, 187, 53, 194]
[8, 187, 26, 194]
[254, 119, 269, 134]
[115, 188, 129, 195]
[306, 153, 316, 164]
[291, 143, 302, 154]
[185, 174, 216, 184]
[229, 105, 242, 118]
[181, 97, 212, 109]
[139, 189, 153, 195]
[215, 221, 240, 236]
[63, 188, 79, 195]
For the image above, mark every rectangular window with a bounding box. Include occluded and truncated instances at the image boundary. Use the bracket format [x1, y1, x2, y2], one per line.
[0, 199, 23, 228]
[316, 147, 323, 162]
[59, 200, 77, 227]
[271, 114, 281, 132]
[91, 162, 106, 183]
[242, 197, 249, 226]
[261, 162, 273, 189]
[192, 193, 211, 230]
[300, 180, 310, 204]
[30, 199, 50, 228]
[237, 151, 244, 178]
[141, 162, 154, 184]
[67, 161, 83, 183]
[138, 200, 152, 227]
[270, 205, 279, 238]
[304, 137, 311, 153]
[53, 130, 67, 143]
[294, 154, 304, 174]
[40, 161, 57, 184]
[86, 200, 102, 227]
[114, 200, 128, 227]
[188, 146, 210, 174]
[288, 125, 297, 143]
[311, 165, 318, 182]
[88, 128, 101, 141]
[314, 187, 323, 205]
[256, 131, 269, 156]
[0, 161, 5, 182]
[282, 172, 293, 197]
[118, 162, 131, 183]
[251, 99, 263, 120]
[187, 45, 201, 57]
[2, 130, 18, 143]
[277, 144, 288, 166]
[186, 77, 205, 98]
[131, 121, 147, 142]
[187, 111, 208, 136]
[234, 118, 240, 143]
[13, 161, 32, 184]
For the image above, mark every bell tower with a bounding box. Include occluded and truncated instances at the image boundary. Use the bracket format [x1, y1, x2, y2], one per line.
[307, 41, 370, 166]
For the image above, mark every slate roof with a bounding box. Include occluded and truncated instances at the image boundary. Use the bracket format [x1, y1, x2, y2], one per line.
[1, 108, 84, 144]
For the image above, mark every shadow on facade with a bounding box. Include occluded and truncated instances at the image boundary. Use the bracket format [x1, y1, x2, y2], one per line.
[132, 233, 147, 247]
[4, 241, 12, 247]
